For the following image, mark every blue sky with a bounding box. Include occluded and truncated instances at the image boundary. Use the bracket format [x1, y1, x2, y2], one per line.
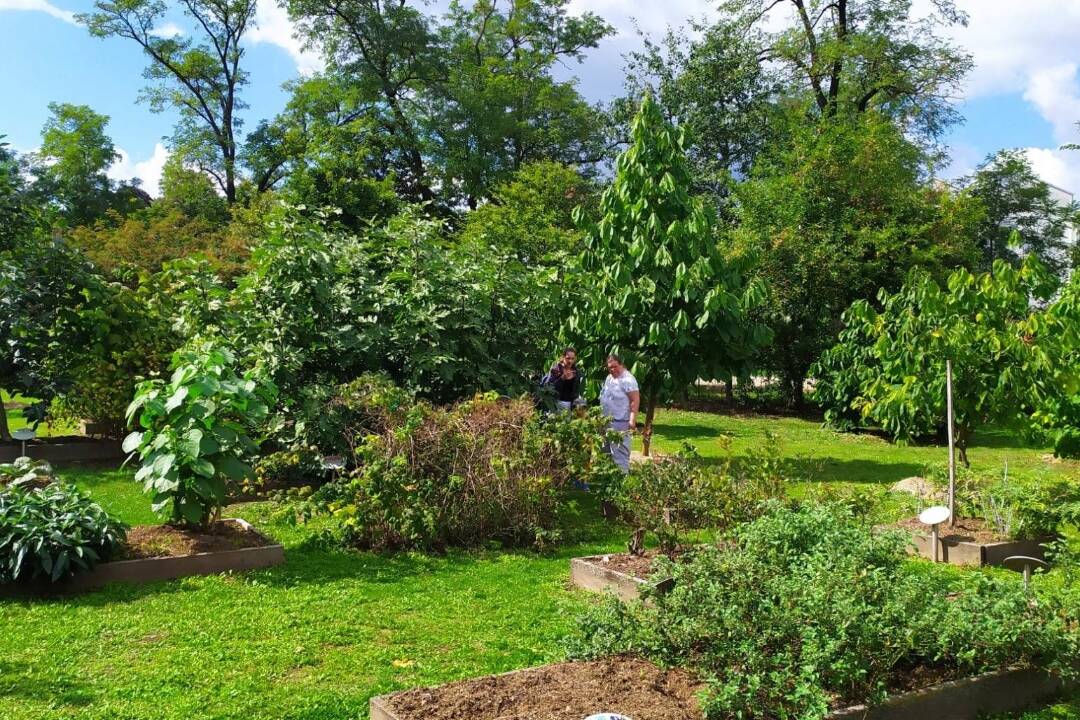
[3, 0, 1080, 196]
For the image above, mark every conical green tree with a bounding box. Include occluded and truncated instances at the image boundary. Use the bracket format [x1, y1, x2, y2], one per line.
[566, 94, 768, 454]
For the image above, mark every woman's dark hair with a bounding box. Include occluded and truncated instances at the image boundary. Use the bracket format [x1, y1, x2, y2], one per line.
[607, 353, 623, 364]
[562, 347, 577, 356]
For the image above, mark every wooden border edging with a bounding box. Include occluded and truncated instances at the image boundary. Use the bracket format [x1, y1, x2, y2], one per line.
[825, 666, 1065, 720]
[0, 439, 123, 464]
[369, 664, 1065, 720]
[1, 519, 284, 596]
[68, 518, 284, 591]
[907, 531, 1050, 567]
[570, 556, 649, 601]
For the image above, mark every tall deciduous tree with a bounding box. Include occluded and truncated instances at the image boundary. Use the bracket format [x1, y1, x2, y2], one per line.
[25, 103, 148, 227]
[79, 0, 256, 202]
[283, 0, 611, 208]
[622, 0, 972, 197]
[737, 0, 971, 140]
[567, 95, 769, 454]
[963, 149, 1077, 279]
[735, 113, 980, 407]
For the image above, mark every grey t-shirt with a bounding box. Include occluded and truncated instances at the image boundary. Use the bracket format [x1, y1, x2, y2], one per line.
[599, 371, 639, 421]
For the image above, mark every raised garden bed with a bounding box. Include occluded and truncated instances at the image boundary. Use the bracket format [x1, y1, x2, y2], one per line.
[1, 518, 283, 596]
[570, 553, 661, 601]
[0, 436, 123, 464]
[370, 659, 1066, 720]
[895, 517, 1051, 567]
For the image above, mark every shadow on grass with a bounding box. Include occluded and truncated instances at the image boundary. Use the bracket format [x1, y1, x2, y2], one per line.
[0, 660, 95, 707]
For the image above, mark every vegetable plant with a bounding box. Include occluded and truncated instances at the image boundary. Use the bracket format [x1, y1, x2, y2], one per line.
[124, 342, 275, 527]
[0, 483, 126, 583]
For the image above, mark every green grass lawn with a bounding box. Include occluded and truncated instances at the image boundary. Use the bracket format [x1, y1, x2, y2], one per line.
[650, 408, 1075, 487]
[1, 409, 1077, 719]
[2, 391, 79, 438]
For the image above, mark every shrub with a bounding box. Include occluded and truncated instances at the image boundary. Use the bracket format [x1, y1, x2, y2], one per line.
[293, 392, 616, 550]
[0, 483, 126, 583]
[569, 502, 1078, 719]
[124, 342, 276, 527]
[610, 436, 791, 556]
[288, 374, 412, 455]
[249, 446, 324, 496]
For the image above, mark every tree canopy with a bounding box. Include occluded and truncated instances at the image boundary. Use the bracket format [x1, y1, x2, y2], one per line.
[566, 94, 769, 452]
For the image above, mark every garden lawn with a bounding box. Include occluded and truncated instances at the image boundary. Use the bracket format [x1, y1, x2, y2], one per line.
[2, 392, 79, 438]
[0, 472, 626, 720]
[1, 410, 1076, 719]
[650, 408, 1076, 488]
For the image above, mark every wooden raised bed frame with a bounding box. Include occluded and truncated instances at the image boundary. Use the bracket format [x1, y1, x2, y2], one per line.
[1, 518, 284, 596]
[370, 662, 1066, 720]
[570, 555, 650, 601]
[0, 437, 123, 464]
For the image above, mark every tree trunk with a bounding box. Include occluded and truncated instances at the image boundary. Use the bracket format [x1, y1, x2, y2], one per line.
[628, 527, 646, 556]
[724, 375, 734, 406]
[0, 395, 10, 442]
[642, 385, 659, 457]
[789, 373, 806, 410]
[957, 426, 971, 468]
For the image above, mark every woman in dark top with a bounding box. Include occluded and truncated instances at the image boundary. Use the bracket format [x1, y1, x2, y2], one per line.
[540, 347, 586, 412]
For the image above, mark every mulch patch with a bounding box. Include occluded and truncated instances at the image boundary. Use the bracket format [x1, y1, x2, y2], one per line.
[382, 656, 703, 720]
[896, 516, 1010, 544]
[119, 521, 270, 560]
[598, 550, 664, 580]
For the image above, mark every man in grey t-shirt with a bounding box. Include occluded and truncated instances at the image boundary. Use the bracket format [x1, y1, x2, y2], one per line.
[599, 354, 640, 473]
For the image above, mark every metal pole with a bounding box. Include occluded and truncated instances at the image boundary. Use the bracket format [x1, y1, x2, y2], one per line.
[946, 359, 956, 528]
[931, 523, 940, 563]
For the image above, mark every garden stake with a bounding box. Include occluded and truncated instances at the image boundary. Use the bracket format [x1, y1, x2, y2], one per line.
[946, 358, 956, 527]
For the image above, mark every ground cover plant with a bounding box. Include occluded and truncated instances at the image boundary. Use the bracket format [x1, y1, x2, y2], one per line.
[0, 482, 125, 583]
[568, 502, 1080, 720]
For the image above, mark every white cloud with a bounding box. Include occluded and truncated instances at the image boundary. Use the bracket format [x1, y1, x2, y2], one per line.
[928, 0, 1080, 101]
[247, 0, 322, 75]
[150, 22, 184, 39]
[1024, 147, 1080, 199]
[1023, 63, 1080, 145]
[108, 143, 170, 198]
[0, 0, 76, 25]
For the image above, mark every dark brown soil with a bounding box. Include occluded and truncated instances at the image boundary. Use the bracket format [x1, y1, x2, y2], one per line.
[599, 551, 663, 580]
[896, 516, 1010, 543]
[119, 521, 270, 560]
[383, 657, 703, 720]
